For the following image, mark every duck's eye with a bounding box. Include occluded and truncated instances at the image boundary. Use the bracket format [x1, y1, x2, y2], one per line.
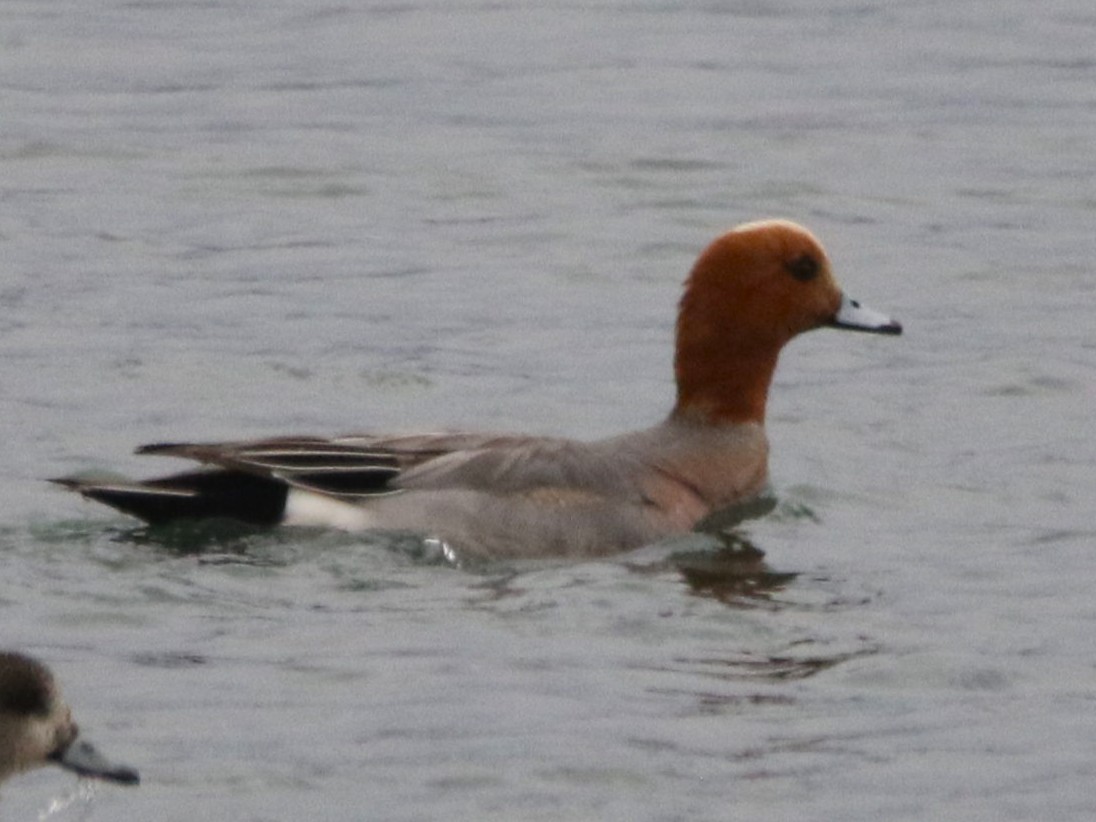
[785, 254, 819, 282]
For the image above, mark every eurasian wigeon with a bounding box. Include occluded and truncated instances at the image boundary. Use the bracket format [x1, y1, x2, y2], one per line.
[0, 652, 139, 786]
[54, 219, 900, 558]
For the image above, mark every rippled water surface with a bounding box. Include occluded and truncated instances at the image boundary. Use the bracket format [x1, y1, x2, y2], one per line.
[3, 0, 1095, 819]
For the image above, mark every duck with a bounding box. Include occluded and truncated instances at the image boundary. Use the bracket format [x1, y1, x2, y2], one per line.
[53, 219, 901, 559]
[0, 651, 139, 786]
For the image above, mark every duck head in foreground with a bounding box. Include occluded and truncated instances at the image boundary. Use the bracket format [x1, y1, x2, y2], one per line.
[673, 219, 900, 424]
[53, 219, 901, 559]
[0, 652, 139, 787]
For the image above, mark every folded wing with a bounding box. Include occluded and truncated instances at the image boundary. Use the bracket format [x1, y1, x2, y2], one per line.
[51, 432, 647, 527]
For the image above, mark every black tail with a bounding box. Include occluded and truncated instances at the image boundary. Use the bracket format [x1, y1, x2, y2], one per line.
[51, 470, 289, 527]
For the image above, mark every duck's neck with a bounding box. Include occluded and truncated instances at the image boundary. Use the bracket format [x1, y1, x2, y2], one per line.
[671, 345, 778, 426]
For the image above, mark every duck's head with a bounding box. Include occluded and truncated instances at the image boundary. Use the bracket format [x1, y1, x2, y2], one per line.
[673, 219, 901, 424]
[0, 652, 140, 786]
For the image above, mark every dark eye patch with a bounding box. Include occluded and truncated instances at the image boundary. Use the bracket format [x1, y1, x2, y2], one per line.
[785, 254, 819, 282]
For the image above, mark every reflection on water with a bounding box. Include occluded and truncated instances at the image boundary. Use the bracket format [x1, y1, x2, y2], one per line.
[34, 511, 815, 621]
[671, 532, 799, 606]
[123, 519, 278, 555]
[668, 645, 880, 685]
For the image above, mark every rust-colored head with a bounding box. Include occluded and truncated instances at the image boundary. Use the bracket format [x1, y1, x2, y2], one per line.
[672, 220, 900, 424]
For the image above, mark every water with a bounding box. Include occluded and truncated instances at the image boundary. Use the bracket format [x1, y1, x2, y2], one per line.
[2, 0, 1095, 818]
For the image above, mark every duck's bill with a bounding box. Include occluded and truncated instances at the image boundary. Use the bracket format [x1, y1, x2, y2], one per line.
[50, 736, 141, 786]
[829, 293, 902, 335]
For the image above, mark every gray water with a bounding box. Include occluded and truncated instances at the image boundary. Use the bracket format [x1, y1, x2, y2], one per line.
[2, 0, 1095, 819]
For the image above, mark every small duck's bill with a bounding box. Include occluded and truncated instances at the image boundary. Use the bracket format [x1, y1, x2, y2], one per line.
[50, 737, 140, 786]
[829, 293, 903, 335]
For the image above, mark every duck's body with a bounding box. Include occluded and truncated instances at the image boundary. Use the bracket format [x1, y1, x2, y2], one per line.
[78, 417, 770, 557]
[54, 220, 901, 558]
[0, 652, 139, 787]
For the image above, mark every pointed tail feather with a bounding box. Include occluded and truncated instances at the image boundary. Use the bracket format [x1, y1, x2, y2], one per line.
[51, 470, 289, 526]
